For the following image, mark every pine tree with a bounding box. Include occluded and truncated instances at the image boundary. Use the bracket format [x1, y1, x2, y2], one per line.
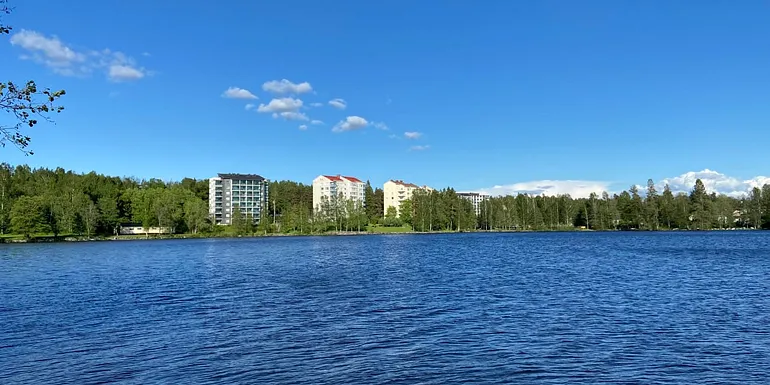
[761, 184, 770, 229]
[364, 180, 376, 223]
[645, 179, 659, 230]
[689, 179, 711, 229]
[660, 184, 675, 229]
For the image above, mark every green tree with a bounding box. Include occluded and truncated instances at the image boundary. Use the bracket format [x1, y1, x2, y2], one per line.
[713, 195, 735, 229]
[257, 208, 272, 234]
[645, 179, 659, 230]
[231, 206, 252, 235]
[183, 198, 208, 234]
[0, 163, 12, 233]
[126, 188, 157, 236]
[673, 193, 691, 229]
[629, 185, 643, 228]
[761, 184, 770, 229]
[617, 191, 634, 229]
[747, 187, 762, 228]
[659, 184, 675, 229]
[399, 199, 413, 227]
[80, 198, 100, 237]
[689, 179, 711, 229]
[587, 193, 599, 229]
[98, 196, 120, 235]
[10, 195, 44, 237]
[364, 180, 376, 222]
[372, 188, 384, 220]
[457, 198, 476, 231]
[379, 205, 402, 227]
[40, 194, 64, 236]
[599, 192, 617, 230]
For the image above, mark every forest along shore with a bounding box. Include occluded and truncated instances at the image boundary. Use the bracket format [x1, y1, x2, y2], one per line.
[1, 164, 769, 241]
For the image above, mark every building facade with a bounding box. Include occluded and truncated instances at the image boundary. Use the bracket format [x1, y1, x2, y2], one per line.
[118, 223, 172, 235]
[312, 175, 365, 211]
[457, 192, 490, 216]
[209, 173, 269, 225]
[384, 180, 432, 217]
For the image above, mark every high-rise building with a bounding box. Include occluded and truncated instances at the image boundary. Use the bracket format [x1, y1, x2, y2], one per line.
[383, 179, 432, 217]
[209, 173, 269, 225]
[312, 175, 365, 211]
[457, 192, 490, 216]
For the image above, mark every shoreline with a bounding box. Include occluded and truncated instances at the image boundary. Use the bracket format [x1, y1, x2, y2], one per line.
[0, 227, 759, 244]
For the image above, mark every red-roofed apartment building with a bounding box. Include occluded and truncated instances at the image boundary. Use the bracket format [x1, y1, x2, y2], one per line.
[313, 175, 366, 210]
[384, 180, 433, 217]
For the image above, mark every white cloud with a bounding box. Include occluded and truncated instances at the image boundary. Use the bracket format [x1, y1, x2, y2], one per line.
[97, 50, 148, 82]
[409, 145, 430, 151]
[332, 116, 368, 132]
[245, 103, 256, 111]
[310, 119, 324, 125]
[328, 98, 347, 109]
[472, 169, 770, 199]
[109, 64, 144, 81]
[9, 30, 148, 81]
[309, 102, 324, 107]
[404, 131, 422, 139]
[660, 169, 770, 197]
[10, 30, 84, 65]
[257, 97, 303, 113]
[273, 111, 309, 121]
[262, 79, 313, 94]
[477, 180, 611, 199]
[222, 87, 258, 99]
[299, 124, 308, 130]
[372, 122, 388, 130]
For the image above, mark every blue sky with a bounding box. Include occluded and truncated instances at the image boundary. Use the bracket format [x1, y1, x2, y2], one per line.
[3, 0, 770, 197]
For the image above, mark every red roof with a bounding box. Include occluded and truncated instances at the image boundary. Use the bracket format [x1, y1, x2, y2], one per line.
[343, 176, 363, 183]
[323, 175, 343, 181]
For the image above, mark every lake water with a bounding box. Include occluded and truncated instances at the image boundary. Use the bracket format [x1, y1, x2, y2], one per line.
[1, 232, 770, 384]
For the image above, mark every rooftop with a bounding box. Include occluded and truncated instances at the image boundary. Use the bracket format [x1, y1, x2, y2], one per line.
[321, 175, 363, 183]
[343, 176, 363, 183]
[389, 179, 420, 188]
[218, 173, 266, 181]
[457, 192, 489, 197]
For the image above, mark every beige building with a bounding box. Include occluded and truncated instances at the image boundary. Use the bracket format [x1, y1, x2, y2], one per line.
[313, 175, 366, 210]
[384, 180, 432, 217]
[119, 224, 171, 235]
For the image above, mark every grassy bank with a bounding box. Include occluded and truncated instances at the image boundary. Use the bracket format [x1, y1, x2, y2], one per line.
[366, 225, 414, 233]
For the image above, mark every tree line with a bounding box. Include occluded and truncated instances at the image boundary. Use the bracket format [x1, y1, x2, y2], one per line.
[1, 164, 769, 238]
[0, 164, 209, 237]
[476, 179, 770, 231]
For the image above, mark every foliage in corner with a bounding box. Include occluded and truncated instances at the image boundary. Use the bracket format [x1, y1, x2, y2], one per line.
[1, 0, 66, 155]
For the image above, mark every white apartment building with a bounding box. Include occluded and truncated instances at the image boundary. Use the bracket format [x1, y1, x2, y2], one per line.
[457, 192, 490, 216]
[384, 179, 432, 217]
[312, 175, 366, 211]
[209, 173, 269, 225]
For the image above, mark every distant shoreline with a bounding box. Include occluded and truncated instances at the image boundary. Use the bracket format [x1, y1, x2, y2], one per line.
[0, 227, 760, 244]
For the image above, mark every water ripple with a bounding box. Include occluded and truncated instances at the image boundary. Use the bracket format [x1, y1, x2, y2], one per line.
[1, 232, 770, 383]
